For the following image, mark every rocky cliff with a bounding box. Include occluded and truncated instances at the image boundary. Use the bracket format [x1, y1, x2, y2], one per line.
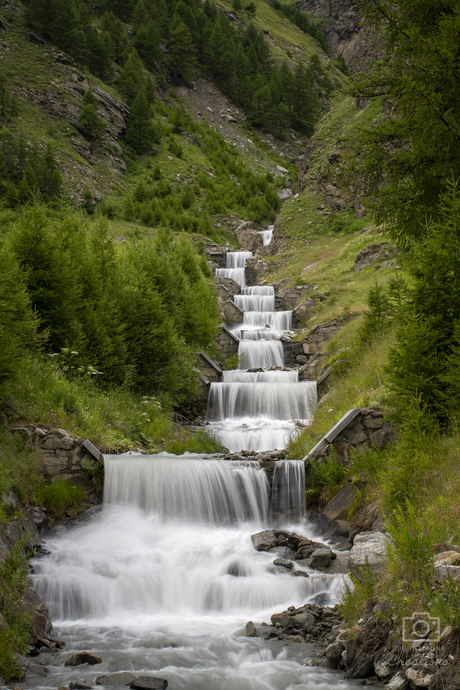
[294, 0, 382, 72]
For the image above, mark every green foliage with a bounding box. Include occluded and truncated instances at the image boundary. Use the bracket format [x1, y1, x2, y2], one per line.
[348, 0, 460, 244]
[165, 429, 225, 454]
[271, 0, 329, 53]
[34, 480, 86, 517]
[222, 353, 241, 370]
[78, 89, 105, 140]
[339, 563, 376, 627]
[0, 235, 39, 395]
[307, 452, 347, 502]
[387, 181, 460, 424]
[0, 543, 29, 682]
[386, 500, 435, 587]
[0, 73, 19, 124]
[126, 91, 160, 154]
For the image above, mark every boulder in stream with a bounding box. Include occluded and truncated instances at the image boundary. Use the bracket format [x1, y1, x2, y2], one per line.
[65, 652, 102, 666]
[130, 678, 168, 690]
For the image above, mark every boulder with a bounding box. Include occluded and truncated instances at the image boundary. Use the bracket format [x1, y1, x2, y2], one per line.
[321, 484, 357, 523]
[251, 530, 277, 551]
[236, 223, 263, 252]
[386, 673, 409, 690]
[374, 657, 393, 679]
[130, 677, 168, 690]
[349, 531, 388, 578]
[324, 520, 351, 540]
[245, 621, 257, 637]
[69, 682, 94, 689]
[271, 612, 291, 628]
[65, 652, 102, 666]
[433, 551, 460, 567]
[273, 558, 293, 569]
[96, 672, 138, 686]
[307, 548, 332, 568]
[325, 643, 344, 668]
[349, 501, 381, 540]
[292, 612, 315, 632]
[353, 243, 397, 272]
[405, 668, 434, 688]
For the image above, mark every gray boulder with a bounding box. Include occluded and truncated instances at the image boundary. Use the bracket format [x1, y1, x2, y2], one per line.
[307, 548, 332, 568]
[96, 672, 138, 686]
[292, 612, 315, 632]
[130, 678, 168, 690]
[349, 530, 388, 578]
[251, 530, 277, 551]
[65, 652, 102, 666]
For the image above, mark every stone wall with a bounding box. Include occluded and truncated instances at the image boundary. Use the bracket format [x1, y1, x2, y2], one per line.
[195, 353, 222, 383]
[302, 319, 348, 355]
[282, 341, 305, 367]
[308, 408, 397, 464]
[215, 325, 239, 359]
[214, 276, 241, 296]
[292, 297, 320, 328]
[275, 286, 312, 311]
[221, 300, 244, 325]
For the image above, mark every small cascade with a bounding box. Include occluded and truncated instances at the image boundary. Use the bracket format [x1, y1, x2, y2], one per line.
[207, 381, 317, 421]
[104, 454, 269, 524]
[259, 224, 274, 246]
[208, 234, 317, 452]
[215, 251, 253, 287]
[271, 459, 306, 524]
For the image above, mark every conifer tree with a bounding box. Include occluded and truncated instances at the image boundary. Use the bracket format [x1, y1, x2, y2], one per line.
[169, 21, 196, 85]
[78, 88, 105, 140]
[126, 91, 159, 154]
[118, 51, 145, 104]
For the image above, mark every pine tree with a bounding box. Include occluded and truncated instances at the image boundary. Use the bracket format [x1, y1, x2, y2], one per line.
[169, 20, 196, 85]
[118, 51, 145, 104]
[78, 89, 105, 140]
[126, 91, 159, 154]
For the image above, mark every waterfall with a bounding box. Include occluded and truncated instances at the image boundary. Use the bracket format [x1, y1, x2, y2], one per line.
[208, 243, 319, 452]
[103, 454, 269, 524]
[234, 294, 275, 311]
[207, 382, 317, 421]
[215, 251, 253, 287]
[271, 460, 306, 524]
[29, 452, 350, 690]
[259, 225, 274, 246]
[237, 339, 285, 369]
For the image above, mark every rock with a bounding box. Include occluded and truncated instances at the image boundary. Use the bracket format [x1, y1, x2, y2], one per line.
[292, 612, 315, 633]
[296, 354, 309, 364]
[349, 531, 388, 578]
[69, 682, 94, 689]
[96, 672, 137, 686]
[434, 564, 460, 582]
[251, 530, 277, 551]
[235, 223, 263, 252]
[130, 678, 168, 690]
[273, 558, 293, 569]
[325, 642, 343, 669]
[245, 621, 257, 637]
[271, 612, 291, 628]
[368, 426, 397, 448]
[353, 243, 397, 272]
[20, 588, 52, 645]
[277, 188, 294, 202]
[292, 569, 309, 577]
[349, 501, 381, 540]
[307, 548, 332, 568]
[65, 652, 102, 667]
[324, 520, 351, 540]
[386, 672, 409, 690]
[321, 484, 357, 523]
[405, 668, 434, 687]
[374, 658, 393, 679]
[433, 550, 460, 567]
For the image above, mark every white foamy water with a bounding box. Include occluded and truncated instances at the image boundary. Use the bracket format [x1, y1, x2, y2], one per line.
[28, 455, 362, 690]
[259, 225, 274, 246]
[210, 249, 317, 452]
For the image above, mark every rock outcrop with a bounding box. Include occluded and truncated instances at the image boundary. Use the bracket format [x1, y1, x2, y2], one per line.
[294, 0, 383, 73]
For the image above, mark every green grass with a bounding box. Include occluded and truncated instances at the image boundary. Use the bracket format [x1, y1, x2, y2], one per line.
[34, 480, 86, 517]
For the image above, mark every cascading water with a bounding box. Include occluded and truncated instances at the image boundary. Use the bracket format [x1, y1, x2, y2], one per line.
[259, 225, 274, 246]
[29, 453, 357, 690]
[208, 243, 317, 452]
[271, 460, 307, 524]
[215, 251, 253, 287]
